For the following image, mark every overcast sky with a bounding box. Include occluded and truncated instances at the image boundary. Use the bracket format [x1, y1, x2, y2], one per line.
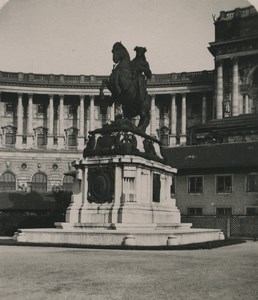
[0, 0, 257, 75]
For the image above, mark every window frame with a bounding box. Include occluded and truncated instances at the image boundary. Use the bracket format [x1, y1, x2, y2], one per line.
[188, 176, 203, 194]
[62, 175, 74, 192]
[68, 134, 77, 147]
[37, 104, 46, 116]
[31, 172, 47, 192]
[68, 105, 78, 118]
[246, 174, 258, 193]
[5, 132, 16, 145]
[0, 171, 16, 191]
[187, 207, 203, 216]
[216, 207, 232, 216]
[216, 174, 232, 194]
[5, 103, 14, 116]
[246, 206, 258, 216]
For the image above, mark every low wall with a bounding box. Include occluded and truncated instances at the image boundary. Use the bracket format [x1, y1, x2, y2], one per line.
[182, 215, 258, 238]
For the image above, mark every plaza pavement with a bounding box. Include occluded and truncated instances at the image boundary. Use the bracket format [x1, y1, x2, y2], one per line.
[0, 240, 257, 300]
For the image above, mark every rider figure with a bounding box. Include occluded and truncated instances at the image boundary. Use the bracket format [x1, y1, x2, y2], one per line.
[130, 47, 152, 107]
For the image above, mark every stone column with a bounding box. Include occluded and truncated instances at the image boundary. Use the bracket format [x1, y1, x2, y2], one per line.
[16, 93, 23, 148]
[239, 94, 243, 115]
[89, 95, 95, 132]
[169, 94, 177, 146]
[27, 93, 34, 148]
[78, 95, 85, 150]
[180, 93, 187, 145]
[244, 94, 249, 114]
[216, 59, 223, 119]
[150, 94, 156, 137]
[232, 57, 239, 116]
[57, 94, 65, 149]
[110, 102, 115, 121]
[47, 94, 54, 148]
[202, 94, 207, 124]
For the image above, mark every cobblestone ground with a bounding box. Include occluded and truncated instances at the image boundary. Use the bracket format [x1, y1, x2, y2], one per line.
[0, 241, 257, 300]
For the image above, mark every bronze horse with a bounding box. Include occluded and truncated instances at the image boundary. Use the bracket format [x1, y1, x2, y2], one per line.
[100, 42, 152, 132]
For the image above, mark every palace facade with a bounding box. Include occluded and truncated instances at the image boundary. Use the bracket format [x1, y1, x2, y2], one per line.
[0, 5, 258, 217]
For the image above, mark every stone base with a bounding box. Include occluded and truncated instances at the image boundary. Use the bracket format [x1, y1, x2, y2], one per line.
[15, 126, 225, 247]
[15, 226, 224, 247]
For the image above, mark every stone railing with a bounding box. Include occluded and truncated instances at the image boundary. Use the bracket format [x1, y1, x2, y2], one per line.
[149, 70, 214, 84]
[218, 6, 257, 21]
[0, 69, 214, 87]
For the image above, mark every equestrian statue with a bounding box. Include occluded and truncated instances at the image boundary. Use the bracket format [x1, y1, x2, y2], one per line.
[100, 42, 152, 133]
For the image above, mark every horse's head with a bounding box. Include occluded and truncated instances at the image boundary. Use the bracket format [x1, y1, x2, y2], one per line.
[134, 46, 147, 59]
[112, 42, 130, 64]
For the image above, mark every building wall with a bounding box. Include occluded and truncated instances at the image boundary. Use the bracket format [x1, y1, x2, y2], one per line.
[175, 171, 258, 215]
[0, 150, 80, 192]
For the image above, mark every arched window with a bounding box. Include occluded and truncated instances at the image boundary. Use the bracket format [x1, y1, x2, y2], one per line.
[31, 173, 47, 192]
[0, 172, 16, 191]
[63, 175, 74, 192]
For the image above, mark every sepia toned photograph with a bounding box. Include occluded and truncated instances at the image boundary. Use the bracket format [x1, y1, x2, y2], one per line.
[0, 0, 257, 299]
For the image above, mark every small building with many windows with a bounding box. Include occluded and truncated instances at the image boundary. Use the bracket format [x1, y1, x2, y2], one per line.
[163, 141, 258, 217]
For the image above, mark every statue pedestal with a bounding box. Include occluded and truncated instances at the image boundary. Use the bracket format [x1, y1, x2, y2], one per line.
[16, 125, 224, 247]
[64, 155, 181, 227]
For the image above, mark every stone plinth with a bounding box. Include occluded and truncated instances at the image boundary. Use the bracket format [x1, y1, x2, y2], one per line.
[63, 155, 180, 227]
[16, 123, 224, 247]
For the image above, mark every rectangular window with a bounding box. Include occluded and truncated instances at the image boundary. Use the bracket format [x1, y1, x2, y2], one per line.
[160, 134, 169, 146]
[5, 133, 15, 145]
[246, 207, 258, 216]
[37, 105, 46, 115]
[68, 134, 77, 146]
[247, 174, 258, 192]
[37, 134, 46, 146]
[187, 207, 203, 216]
[5, 103, 14, 114]
[188, 176, 203, 193]
[216, 175, 232, 193]
[68, 106, 77, 116]
[216, 207, 232, 216]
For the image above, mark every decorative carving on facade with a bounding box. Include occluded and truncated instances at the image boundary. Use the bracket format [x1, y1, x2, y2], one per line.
[213, 38, 258, 57]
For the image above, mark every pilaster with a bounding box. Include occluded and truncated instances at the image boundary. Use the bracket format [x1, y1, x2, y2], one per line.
[47, 94, 54, 148]
[57, 94, 65, 149]
[169, 93, 177, 146]
[150, 94, 156, 137]
[110, 102, 115, 121]
[15, 93, 23, 148]
[89, 95, 95, 132]
[232, 57, 239, 116]
[27, 93, 34, 148]
[202, 94, 207, 124]
[244, 93, 249, 114]
[216, 59, 223, 119]
[180, 93, 187, 145]
[78, 94, 85, 150]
